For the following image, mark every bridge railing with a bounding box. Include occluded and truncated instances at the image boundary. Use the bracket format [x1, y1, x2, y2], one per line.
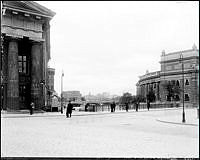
[87, 102, 180, 112]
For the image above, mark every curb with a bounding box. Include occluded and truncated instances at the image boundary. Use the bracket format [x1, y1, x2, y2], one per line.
[1, 111, 129, 118]
[156, 119, 198, 126]
[1, 108, 180, 118]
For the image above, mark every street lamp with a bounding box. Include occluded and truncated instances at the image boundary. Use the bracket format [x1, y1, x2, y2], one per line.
[180, 53, 186, 123]
[60, 70, 64, 114]
[40, 80, 51, 110]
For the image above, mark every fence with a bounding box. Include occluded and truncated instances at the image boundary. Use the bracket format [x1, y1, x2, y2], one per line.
[88, 102, 181, 112]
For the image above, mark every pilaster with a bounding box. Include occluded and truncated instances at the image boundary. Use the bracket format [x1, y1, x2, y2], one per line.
[31, 42, 43, 109]
[7, 38, 19, 110]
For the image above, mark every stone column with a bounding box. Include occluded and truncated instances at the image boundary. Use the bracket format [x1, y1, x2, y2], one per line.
[7, 39, 19, 110]
[31, 42, 43, 109]
[157, 82, 160, 101]
[145, 84, 148, 101]
[160, 80, 166, 102]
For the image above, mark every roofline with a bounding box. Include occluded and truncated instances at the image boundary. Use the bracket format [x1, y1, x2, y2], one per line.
[161, 49, 199, 57]
[3, 6, 53, 19]
[3, 1, 56, 19]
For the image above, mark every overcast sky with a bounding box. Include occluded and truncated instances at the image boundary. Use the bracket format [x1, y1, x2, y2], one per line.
[37, 1, 199, 96]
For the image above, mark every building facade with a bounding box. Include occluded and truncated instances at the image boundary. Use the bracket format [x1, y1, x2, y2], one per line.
[46, 67, 55, 107]
[0, 1, 55, 110]
[47, 67, 55, 92]
[62, 91, 82, 103]
[136, 45, 199, 107]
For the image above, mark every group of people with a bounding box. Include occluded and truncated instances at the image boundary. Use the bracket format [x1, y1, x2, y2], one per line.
[29, 100, 151, 116]
[110, 102, 116, 112]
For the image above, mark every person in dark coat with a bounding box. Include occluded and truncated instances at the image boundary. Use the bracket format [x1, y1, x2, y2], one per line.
[30, 102, 35, 115]
[147, 100, 150, 111]
[125, 102, 129, 112]
[85, 103, 88, 112]
[112, 101, 116, 112]
[110, 103, 113, 112]
[136, 102, 139, 112]
[66, 101, 73, 118]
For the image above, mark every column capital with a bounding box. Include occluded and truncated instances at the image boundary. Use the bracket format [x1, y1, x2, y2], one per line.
[5, 34, 22, 42]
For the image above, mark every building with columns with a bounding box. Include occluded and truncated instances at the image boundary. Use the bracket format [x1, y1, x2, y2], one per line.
[136, 45, 199, 107]
[0, 1, 55, 110]
[46, 67, 55, 106]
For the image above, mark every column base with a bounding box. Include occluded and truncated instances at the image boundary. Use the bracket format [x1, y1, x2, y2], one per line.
[7, 97, 19, 110]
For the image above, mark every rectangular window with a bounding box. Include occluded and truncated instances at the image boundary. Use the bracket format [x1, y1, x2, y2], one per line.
[18, 55, 27, 74]
[18, 62, 22, 72]
[185, 94, 190, 101]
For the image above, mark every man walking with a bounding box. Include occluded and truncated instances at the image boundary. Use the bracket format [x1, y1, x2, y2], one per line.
[66, 101, 73, 118]
[110, 103, 113, 112]
[125, 102, 129, 112]
[136, 102, 139, 112]
[112, 101, 116, 112]
[147, 100, 150, 111]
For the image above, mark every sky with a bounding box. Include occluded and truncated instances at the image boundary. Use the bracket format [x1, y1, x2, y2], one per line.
[37, 1, 199, 96]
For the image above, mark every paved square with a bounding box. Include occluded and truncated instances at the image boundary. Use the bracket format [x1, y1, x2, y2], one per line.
[1, 108, 199, 158]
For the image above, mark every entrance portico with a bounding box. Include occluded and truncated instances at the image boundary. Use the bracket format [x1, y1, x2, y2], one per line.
[1, 1, 55, 110]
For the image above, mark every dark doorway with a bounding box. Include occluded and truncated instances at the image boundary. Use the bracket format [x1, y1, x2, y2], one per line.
[18, 37, 31, 109]
[19, 84, 31, 109]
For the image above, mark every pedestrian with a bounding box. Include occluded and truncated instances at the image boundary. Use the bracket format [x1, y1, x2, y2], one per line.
[85, 103, 88, 112]
[30, 102, 35, 115]
[110, 103, 113, 112]
[147, 100, 150, 111]
[112, 101, 116, 112]
[136, 102, 139, 112]
[66, 101, 73, 118]
[125, 102, 129, 112]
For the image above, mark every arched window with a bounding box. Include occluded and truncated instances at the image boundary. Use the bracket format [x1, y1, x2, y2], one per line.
[185, 79, 189, 85]
[185, 94, 190, 101]
[174, 95, 180, 101]
[176, 80, 180, 86]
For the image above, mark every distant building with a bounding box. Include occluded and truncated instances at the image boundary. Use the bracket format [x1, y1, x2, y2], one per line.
[136, 45, 199, 107]
[0, 1, 55, 110]
[62, 91, 82, 103]
[47, 68, 55, 91]
[46, 67, 55, 107]
[84, 92, 114, 103]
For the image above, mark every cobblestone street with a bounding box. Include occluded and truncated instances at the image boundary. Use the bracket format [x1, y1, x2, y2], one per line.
[1, 108, 199, 158]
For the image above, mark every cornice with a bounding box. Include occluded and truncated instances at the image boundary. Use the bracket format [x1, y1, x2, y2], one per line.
[2, 1, 56, 19]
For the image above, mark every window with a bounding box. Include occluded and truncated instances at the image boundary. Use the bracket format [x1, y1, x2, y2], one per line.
[185, 79, 189, 85]
[174, 95, 180, 101]
[171, 80, 176, 85]
[19, 85, 26, 101]
[185, 94, 190, 101]
[176, 80, 180, 86]
[18, 56, 27, 74]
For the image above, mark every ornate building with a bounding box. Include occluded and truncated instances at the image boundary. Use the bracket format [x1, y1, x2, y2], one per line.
[0, 1, 55, 110]
[62, 91, 82, 103]
[46, 67, 55, 106]
[136, 45, 199, 107]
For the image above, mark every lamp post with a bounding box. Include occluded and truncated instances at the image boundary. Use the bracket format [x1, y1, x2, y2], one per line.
[60, 70, 64, 114]
[40, 80, 51, 111]
[180, 53, 185, 123]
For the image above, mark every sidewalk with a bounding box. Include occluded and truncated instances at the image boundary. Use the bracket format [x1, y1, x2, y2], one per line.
[1, 109, 128, 118]
[156, 108, 199, 126]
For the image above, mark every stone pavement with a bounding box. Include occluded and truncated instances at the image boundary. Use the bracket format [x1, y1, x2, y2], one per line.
[1, 107, 199, 126]
[156, 108, 199, 126]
